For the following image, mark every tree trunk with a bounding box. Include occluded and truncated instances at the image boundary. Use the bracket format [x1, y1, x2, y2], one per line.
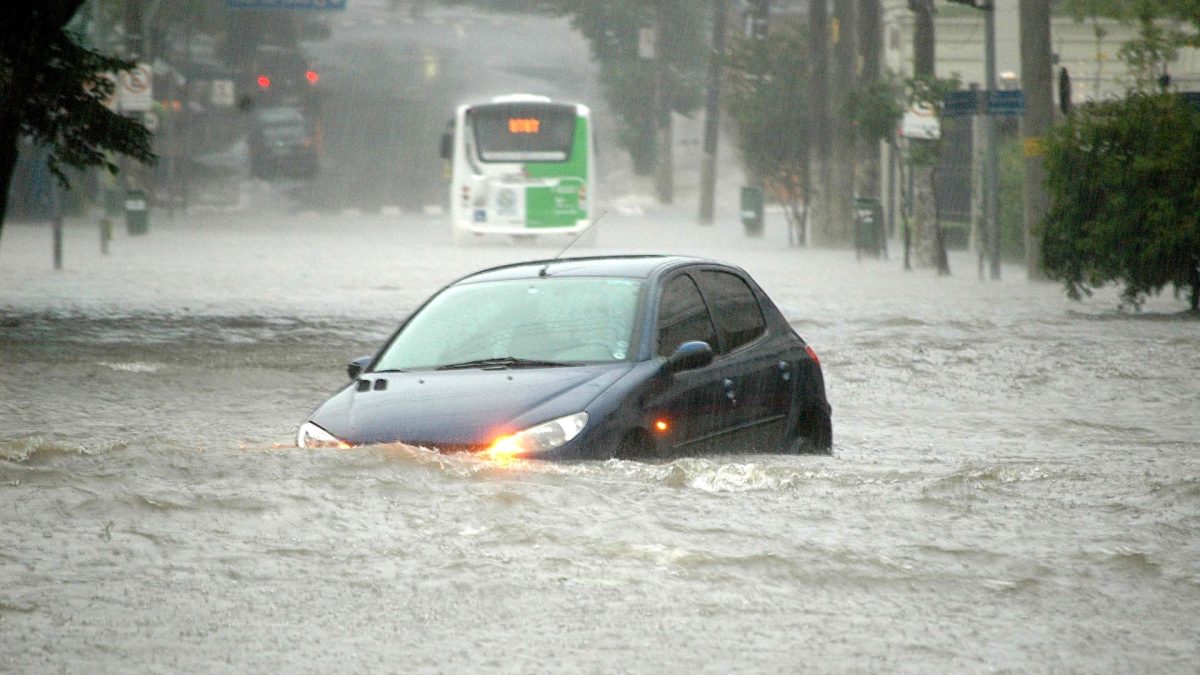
[0, 115, 21, 248]
[828, 0, 857, 245]
[808, 0, 830, 244]
[1020, 0, 1053, 280]
[1191, 255, 1200, 311]
[911, 0, 948, 273]
[856, 0, 882, 203]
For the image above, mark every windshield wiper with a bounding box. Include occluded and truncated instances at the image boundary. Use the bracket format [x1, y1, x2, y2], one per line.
[435, 356, 571, 370]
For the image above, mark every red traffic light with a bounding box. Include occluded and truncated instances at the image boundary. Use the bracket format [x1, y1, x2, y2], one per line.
[305, 70, 319, 84]
[256, 75, 271, 89]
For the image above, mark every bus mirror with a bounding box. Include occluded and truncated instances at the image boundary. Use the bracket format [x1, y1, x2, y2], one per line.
[439, 132, 452, 159]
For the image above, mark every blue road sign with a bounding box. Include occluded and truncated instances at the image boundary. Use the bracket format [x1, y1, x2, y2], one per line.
[943, 90, 982, 117]
[987, 90, 1025, 115]
[226, 0, 347, 9]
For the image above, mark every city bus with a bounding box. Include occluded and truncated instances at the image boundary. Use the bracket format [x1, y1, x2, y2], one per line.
[441, 94, 594, 244]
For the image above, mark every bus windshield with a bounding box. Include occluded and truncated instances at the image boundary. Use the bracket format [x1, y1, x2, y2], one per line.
[469, 102, 576, 163]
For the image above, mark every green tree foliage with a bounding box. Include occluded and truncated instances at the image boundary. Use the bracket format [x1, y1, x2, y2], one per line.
[845, 77, 904, 145]
[1061, 0, 1200, 87]
[0, 3, 154, 238]
[1042, 93, 1200, 310]
[722, 20, 809, 231]
[553, 0, 706, 175]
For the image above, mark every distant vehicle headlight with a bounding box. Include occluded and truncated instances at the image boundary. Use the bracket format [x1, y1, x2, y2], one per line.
[296, 421, 351, 449]
[486, 412, 589, 461]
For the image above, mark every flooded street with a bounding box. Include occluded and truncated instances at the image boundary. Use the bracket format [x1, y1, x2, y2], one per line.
[2, 206, 1197, 672]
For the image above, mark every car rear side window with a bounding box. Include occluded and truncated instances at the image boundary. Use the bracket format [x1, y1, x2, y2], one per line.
[696, 270, 765, 353]
[657, 274, 718, 357]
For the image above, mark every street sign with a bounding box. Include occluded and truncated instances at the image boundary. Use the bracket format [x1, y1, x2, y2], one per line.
[638, 27, 656, 60]
[118, 63, 154, 113]
[987, 89, 1025, 115]
[901, 103, 940, 140]
[210, 79, 236, 107]
[226, 0, 347, 9]
[943, 90, 982, 117]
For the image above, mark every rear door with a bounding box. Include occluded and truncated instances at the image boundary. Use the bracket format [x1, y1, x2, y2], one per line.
[646, 272, 734, 454]
[694, 269, 793, 453]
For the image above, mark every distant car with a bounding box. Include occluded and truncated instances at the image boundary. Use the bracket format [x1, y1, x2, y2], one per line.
[248, 106, 318, 178]
[239, 45, 321, 111]
[296, 255, 832, 459]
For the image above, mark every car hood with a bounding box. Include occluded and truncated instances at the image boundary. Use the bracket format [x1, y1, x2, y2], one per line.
[309, 363, 634, 447]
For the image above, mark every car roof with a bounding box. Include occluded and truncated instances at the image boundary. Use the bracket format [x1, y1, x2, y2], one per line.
[456, 255, 723, 285]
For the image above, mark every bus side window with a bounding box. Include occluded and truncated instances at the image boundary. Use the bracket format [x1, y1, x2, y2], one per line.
[439, 118, 454, 159]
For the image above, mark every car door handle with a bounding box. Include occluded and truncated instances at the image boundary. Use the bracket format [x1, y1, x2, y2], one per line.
[723, 378, 737, 404]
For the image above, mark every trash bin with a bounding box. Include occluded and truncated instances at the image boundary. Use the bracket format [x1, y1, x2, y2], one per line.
[740, 185, 764, 237]
[125, 188, 148, 235]
[854, 196, 883, 259]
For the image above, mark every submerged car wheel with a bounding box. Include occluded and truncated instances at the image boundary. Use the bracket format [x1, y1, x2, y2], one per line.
[794, 407, 833, 454]
[616, 429, 655, 460]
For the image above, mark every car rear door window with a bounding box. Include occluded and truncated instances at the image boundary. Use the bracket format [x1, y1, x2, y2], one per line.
[657, 274, 718, 357]
[696, 270, 765, 353]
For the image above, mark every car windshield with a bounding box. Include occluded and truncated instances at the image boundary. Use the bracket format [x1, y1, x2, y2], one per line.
[374, 277, 642, 370]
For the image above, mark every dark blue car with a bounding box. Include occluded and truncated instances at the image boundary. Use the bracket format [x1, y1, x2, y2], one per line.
[296, 255, 831, 460]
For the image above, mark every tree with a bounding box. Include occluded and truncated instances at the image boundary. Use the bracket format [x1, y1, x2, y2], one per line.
[0, 3, 154, 242]
[723, 20, 810, 237]
[1041, 93, 1200, 311]
[1061, 0, 1200, 89]
[554, 0, 706, 177]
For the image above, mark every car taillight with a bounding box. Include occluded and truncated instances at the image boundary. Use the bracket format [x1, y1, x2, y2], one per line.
[257, 75, 270, 89]
[305, 70, 319, 84]
[804, 344, 820, 366]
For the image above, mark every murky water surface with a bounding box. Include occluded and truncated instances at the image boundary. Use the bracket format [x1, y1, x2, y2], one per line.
[2, 210, 1198, 673]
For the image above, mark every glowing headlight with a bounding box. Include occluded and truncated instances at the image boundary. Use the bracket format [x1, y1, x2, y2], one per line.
[296, 421, 351, 449]
[486, 412, 589, 460]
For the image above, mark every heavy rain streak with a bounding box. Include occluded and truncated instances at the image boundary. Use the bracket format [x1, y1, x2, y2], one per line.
[2, 1, 1198, 672]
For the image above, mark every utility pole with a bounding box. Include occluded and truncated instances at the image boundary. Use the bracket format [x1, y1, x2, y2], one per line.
[653, 0, 674, 205]
[1020, 0, 1052, 280]
[698, 0, 728, 225]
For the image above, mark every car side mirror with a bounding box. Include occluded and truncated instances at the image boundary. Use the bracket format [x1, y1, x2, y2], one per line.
[662, 340, 714, 375]
[439, 132, 452, 159]
[347, 355, 372, 380]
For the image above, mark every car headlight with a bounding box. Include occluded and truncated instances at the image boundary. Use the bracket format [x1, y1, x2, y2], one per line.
[296, 421, 351, 449]
[486, 412, 589, 461]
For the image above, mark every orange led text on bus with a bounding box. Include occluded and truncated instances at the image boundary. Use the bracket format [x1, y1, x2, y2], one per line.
[508, 118, 541, 134]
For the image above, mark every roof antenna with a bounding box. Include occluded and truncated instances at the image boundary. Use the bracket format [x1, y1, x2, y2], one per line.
[539, 210, 607, 278]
